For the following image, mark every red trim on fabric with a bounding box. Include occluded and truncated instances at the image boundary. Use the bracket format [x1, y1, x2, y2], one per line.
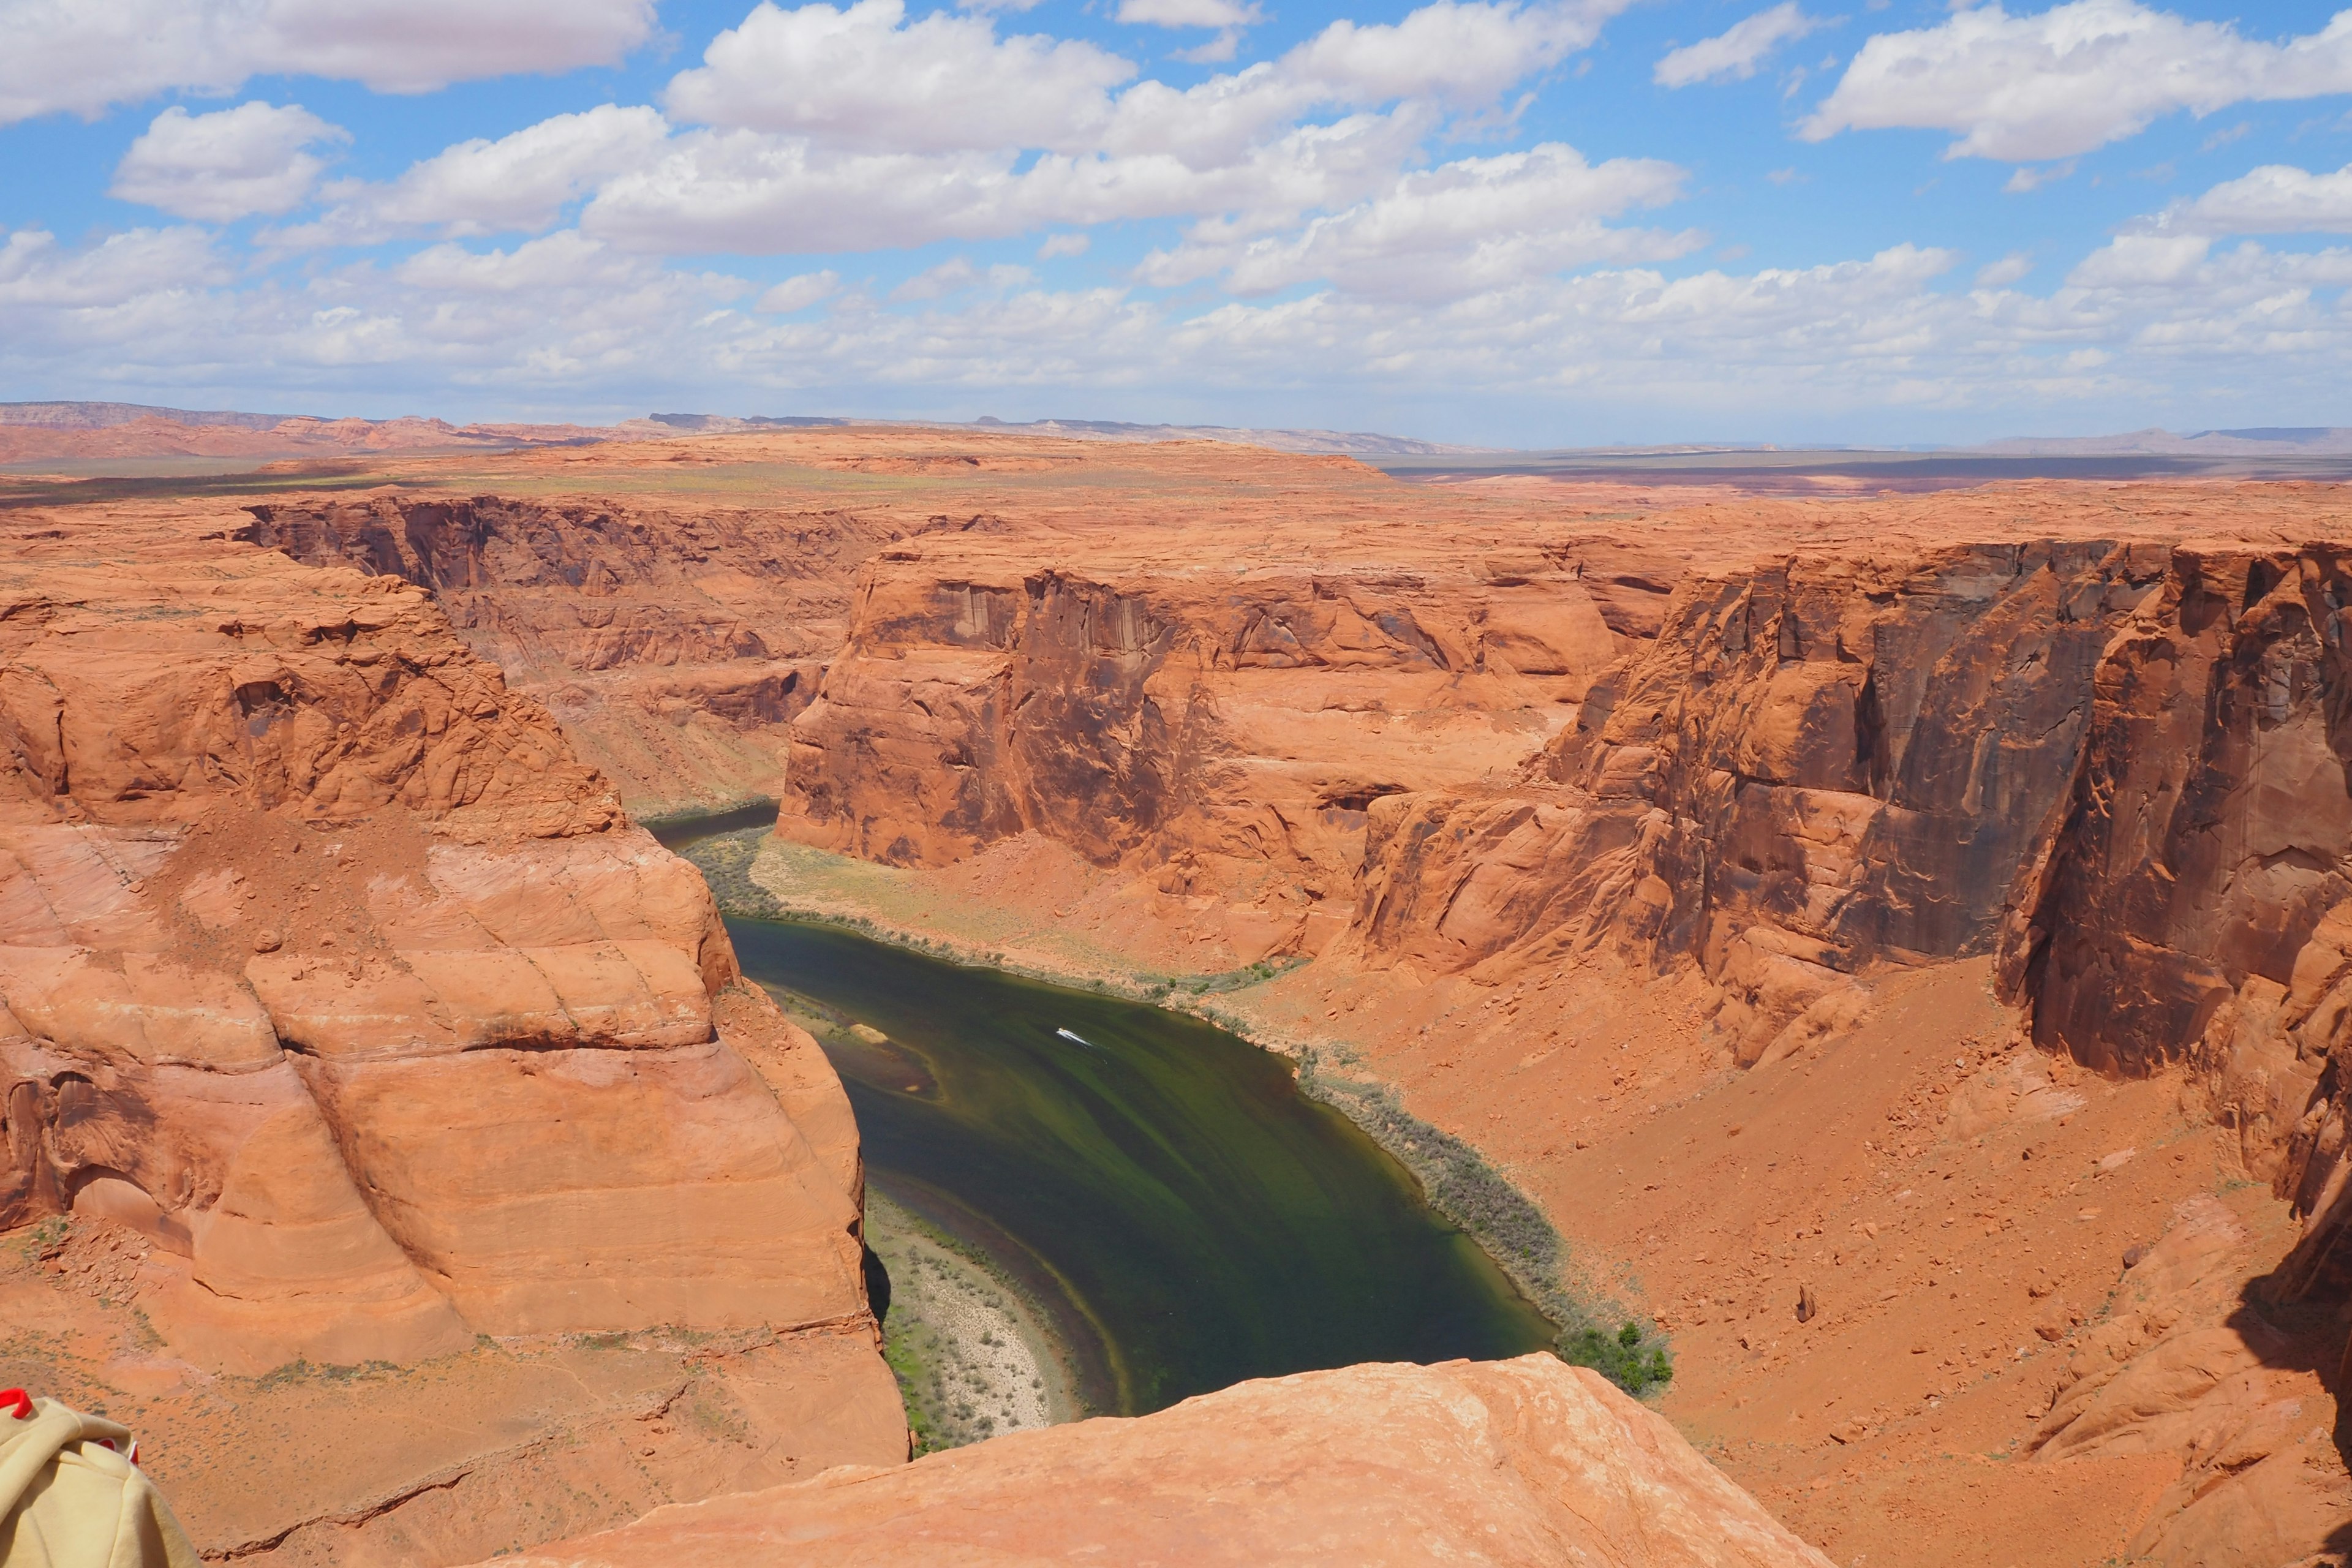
[0, 1389, 30, 1420]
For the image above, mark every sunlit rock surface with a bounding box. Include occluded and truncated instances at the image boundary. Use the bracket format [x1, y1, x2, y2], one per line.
[487, 1355, 1836, 1568]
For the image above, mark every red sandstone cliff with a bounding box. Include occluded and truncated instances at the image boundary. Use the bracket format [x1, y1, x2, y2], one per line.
[236, 495, 901, 816]
[0, 499, 902, 1559]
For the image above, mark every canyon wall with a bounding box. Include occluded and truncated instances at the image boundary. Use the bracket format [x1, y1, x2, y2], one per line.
[0, 500, 902, 1556]
[774, 525, 2352, 1236]
[758, 491, 2352, 1562]
[241, 495, 899, 816]
[775, 540, 1662, 960]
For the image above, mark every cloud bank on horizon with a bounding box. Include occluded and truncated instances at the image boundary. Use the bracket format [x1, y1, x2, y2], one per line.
[2, 0, 2350, 443]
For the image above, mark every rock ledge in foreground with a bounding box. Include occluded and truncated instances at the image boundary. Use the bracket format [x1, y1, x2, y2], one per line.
[481, 1353, 1833, 1568]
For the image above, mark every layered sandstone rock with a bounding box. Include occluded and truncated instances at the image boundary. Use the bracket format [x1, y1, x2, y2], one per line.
[775, 540, 1654, 964]
[485, 1354, 1834, 1568]
[0, 500, 880, 1386]
[239, 495, 899, 816]
[1990, 543, 2352, 1432]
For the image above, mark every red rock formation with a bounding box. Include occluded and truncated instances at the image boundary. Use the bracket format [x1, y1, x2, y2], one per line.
[1992, 543, 2352, 1436]
[480, 1355, 1835, 1568]
[0, 499, 900, 1556]
[18, 432, 2351, 1565]
[236, 495, 899, 816]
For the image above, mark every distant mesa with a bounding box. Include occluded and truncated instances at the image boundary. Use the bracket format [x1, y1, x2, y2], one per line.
[0, 399, 292, 430]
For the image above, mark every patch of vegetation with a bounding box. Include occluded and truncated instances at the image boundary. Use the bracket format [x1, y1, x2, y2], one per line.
[881, 1317, 947, 1455]
[1298, 1052, 1673, 1398]
[1558, 1321, 1675, 1397]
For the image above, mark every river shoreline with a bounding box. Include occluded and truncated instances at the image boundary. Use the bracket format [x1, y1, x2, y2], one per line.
[676, 825, 1664, 1390]
[864, 1190, 1082, 1450]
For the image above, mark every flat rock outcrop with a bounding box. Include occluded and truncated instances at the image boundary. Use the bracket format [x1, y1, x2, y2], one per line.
[485, 1354, 1834, 1568]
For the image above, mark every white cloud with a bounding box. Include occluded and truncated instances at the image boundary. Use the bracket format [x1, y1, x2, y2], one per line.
[272, 105, 670, 246]
[572, 0, 1619, 257]
[2002, 159, 2075, 192]
[13, 219, 2352, 434]
[1139, 142, 1698, 301]
[1976, 251, 2034, 285]
[1117, 0, 1264, 29]
[1038, 232, 1091, 258]
[758, 270, 840, 311]
[1276, 0, 1619, 111]
[0, 0, 657, 126]
[2156, 161, 2352, 235]
[1656, 3, 1826, 88]
[0, 225, 227, 307]
[888, 257, 1035, 299]
[665, 0, 1135, 155]
[110, 102, 347, 222]
[1803, 1, 2352, 162]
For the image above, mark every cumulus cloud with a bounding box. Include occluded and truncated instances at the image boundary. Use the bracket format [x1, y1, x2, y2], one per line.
[1803, 1, 2352, 162]
[1977, 251, 2034, 285]
[272, 105, 669, 246]
[111, 102, 347, 222]
[0, 0, 657, 125]
[13, 216, 2352, 431]
[0, 225, 228, 307]
[2155, 161, 2352, 235]
[1140, 143, 1698, 300]
[1655, 4, 1826, 88]
[1118, 0, 1264, 28]
[571, 0, 1620, 256]
[758, 270, 840, 311]
[665, 0, 1134, 154]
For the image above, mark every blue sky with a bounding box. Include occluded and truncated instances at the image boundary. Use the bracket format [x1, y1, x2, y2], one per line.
[2, 0, 2350, 445]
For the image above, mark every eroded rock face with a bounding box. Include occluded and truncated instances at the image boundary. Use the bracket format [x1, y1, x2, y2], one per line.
[0, 503, 871, 1375]
[1344, 543, 2176, 1060]
[481, 1355, 1836, 1568]
[1993, 545, 2352, 1408]
[238, 496, 899, 817]
[777, 546, 1633, 960]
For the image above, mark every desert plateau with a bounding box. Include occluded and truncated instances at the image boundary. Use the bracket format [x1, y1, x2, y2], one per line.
[0, 414, 2340, 1565]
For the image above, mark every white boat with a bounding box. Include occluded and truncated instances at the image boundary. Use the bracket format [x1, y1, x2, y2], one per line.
[1055, 1028, 1102, 1050]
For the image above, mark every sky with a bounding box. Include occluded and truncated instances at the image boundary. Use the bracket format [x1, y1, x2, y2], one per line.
[2, 0, 2351, 446]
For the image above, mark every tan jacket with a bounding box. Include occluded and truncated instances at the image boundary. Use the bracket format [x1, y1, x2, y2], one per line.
[0, 1396, 199, 1568]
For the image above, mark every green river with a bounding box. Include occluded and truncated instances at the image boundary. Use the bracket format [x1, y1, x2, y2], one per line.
[723, 916, 1557, 1417]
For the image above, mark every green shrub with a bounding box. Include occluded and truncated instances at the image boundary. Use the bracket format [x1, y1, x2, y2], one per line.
[1558, 1322, 1675, 1396]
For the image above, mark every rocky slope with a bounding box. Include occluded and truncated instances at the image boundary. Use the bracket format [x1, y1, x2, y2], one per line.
[485, 1354, 1834, 1568]
[0, 498, 902, 1560]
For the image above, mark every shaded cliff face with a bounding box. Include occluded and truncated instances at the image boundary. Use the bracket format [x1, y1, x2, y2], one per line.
[0, 500, 900, 1558]
[481, 1355, 1836, 1568]
[239, 495, 899, 816]
[1992, 546, 2352, 1363]
[1346, 542, 2179, 1059]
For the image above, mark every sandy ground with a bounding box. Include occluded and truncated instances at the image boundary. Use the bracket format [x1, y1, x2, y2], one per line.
[866, 1193, 1077, 1449]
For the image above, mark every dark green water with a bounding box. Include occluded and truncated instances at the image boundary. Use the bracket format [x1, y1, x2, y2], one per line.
[726, 917, 1557, 1417]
